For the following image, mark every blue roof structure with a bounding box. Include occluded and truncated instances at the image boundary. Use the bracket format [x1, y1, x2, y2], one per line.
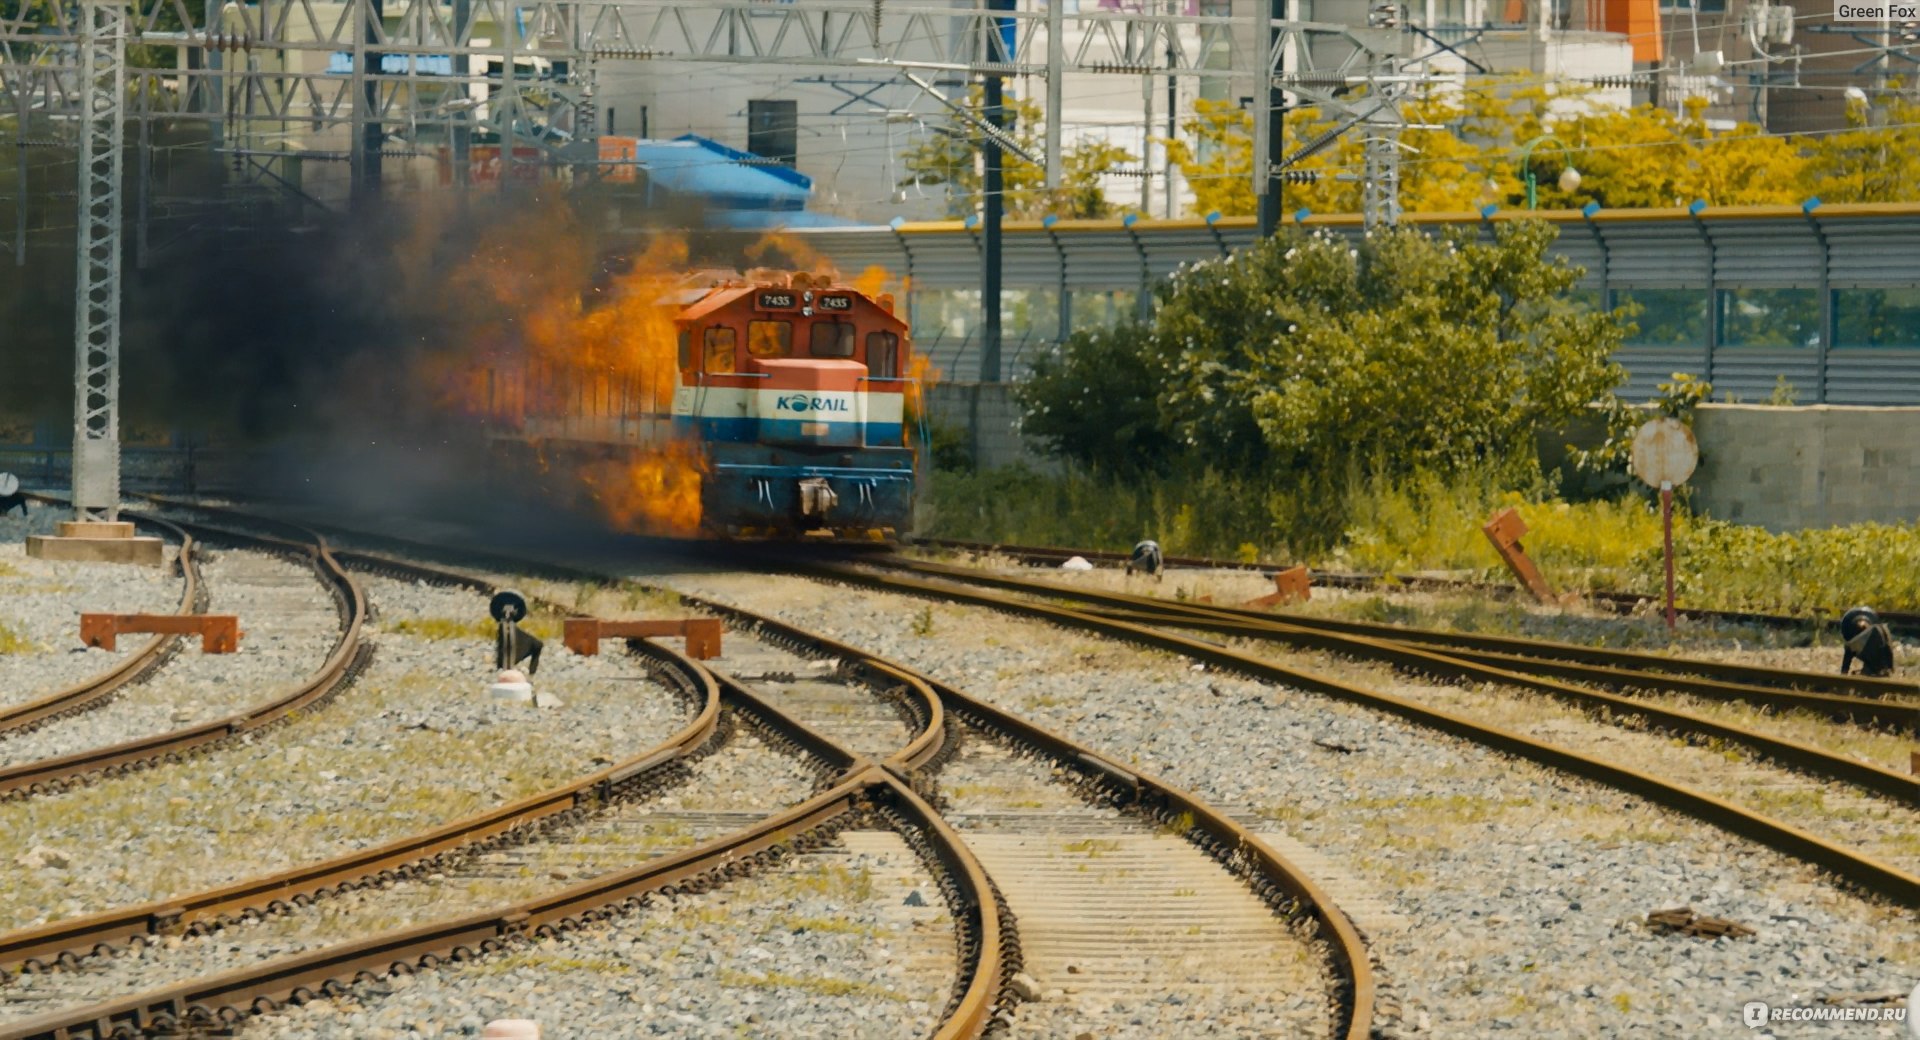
[621, 135, 813, 212]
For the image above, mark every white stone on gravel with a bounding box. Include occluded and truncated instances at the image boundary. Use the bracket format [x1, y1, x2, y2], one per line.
[0, 576, 686, 935]
[0, 510, 181, 707]
[661, 571, 1918, 1040]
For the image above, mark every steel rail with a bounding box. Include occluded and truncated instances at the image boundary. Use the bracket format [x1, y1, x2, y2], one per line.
[861, 561, 1918, 810]
[1089, 607, 1917, 733]
[917, 537, 1920, 642]
[687, 595, 1377, 1040]
[0, 638, 722, 975]
[800, 561, 1920, 907]
[0, 582, 1000, 1040]
[0, 513, 200, 737]
[127, 509, 1370, 1040]
[890, 555, 1920, 700]
[0, 518, 367, 800]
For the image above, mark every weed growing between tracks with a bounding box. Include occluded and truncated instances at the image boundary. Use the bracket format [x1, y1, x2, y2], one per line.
[927, 466, 1920, 616]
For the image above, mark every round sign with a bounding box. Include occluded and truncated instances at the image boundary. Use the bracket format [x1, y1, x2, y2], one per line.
[0, 472, 17, 497]
[488, 589, 530, 623]
[1630, 418, 1698, 488]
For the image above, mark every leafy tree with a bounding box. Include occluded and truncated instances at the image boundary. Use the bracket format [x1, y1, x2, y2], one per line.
[1019, 220, 1626, 545]
[1167, 79, 1847, 215]
[898, 86, 1137, 220]
[1800, 93, 1920, 203]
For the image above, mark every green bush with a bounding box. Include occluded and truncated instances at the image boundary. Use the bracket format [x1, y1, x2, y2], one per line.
[1632, 517, 1920, 615]
[1016, 220, 1626, 550]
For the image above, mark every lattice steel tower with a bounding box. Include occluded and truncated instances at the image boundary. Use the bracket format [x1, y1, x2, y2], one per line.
[71, 0, 127, 522]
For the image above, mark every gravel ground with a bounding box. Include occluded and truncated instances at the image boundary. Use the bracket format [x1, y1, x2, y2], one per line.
[0, 511, 182, 707]
[0, 723, 821, 1023]
[0, 576, 685, 934]
[235, 827, 957, 1040]
[0, 547, 339, 766]
[662, 570, 1917, 1039]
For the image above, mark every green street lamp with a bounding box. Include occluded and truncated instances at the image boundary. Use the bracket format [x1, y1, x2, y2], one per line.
[1516, 134, 1582, 209]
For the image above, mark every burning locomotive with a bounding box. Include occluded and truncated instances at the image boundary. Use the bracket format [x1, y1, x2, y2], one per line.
[486, 270, 922, 538]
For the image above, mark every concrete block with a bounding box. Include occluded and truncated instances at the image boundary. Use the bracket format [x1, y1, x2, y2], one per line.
[56, 520, 135, 539]
[26, 535, 165, 566]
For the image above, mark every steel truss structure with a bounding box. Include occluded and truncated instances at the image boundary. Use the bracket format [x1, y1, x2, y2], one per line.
[2, 1, 1421, 207]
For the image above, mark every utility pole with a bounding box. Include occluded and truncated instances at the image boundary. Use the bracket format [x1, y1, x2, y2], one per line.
[71, 0, 126, 521]
[1255, 0, 1285, 237]
[981, 0, 1012, 384]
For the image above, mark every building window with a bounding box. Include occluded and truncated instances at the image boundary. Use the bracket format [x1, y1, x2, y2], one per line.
[1834, 288, 1920, 348]
[747, 99, 798, 167]
[1612, 288, 1708, 346]
[747, 320, 791, 358]
[1718, 288, 1821, 348]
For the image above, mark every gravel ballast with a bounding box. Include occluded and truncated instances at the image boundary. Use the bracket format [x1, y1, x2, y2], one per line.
[234, 828, 957, 1040]
[0, 511, 182, 707]
[0, 723, 822, 1023]
[0, 576, 685, 934]
[0, 547, 340, 766]
[662, 570, 1917, 1039]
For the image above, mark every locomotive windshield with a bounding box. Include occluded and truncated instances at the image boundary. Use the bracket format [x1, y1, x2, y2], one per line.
[747, 320, 791, 358]
[867, 332, 899, 378]
[703, 327, 736, 373]
[810, 322, 857, 358]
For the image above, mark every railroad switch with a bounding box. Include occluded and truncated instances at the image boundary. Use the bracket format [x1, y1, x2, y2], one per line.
[1481, 507, 1557, 604]
[80, 613, 240, 653]
[564, 617, 724, 660]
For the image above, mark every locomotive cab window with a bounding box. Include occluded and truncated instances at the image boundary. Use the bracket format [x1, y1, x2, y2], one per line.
[703, 327, 736, 374]
[866, 332, 899, 378]
[810, 322, 856, 358]
[747, 320, 791, 358]
[677, 329, 691, 370]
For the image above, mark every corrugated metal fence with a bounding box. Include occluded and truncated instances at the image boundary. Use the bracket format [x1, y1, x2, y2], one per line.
[791, 205, 1920, 404]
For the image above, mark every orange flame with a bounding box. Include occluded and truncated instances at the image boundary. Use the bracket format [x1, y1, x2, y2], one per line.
[576, 441, 707, 538]
[410, 215, 918, 536]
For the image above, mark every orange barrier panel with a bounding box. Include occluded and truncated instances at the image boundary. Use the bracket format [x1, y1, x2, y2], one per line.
[80, 614, 240, 653]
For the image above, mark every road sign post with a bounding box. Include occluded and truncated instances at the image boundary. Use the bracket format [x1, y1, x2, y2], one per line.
[1630, 418, 1699, 633]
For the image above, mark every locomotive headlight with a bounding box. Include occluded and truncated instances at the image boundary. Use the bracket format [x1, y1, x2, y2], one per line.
[803, 291, 814, 303]
[802, 307, 814, 317]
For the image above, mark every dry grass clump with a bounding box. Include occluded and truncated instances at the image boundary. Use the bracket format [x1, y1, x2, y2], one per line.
[0, 619, 33, 655]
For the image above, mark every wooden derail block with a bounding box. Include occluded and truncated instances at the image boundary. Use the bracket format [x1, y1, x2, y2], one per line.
[564, 617, 723, 659]
[1481, 507, 1557, 603]
[80, 613, 240, 653]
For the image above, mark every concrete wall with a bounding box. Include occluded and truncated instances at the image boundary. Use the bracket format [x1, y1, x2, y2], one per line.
[1690, 405, 1920, 531]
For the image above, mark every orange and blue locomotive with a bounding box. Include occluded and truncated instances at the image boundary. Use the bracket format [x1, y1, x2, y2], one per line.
[671, 272, 918, 536]
[486, 270, 922, 539]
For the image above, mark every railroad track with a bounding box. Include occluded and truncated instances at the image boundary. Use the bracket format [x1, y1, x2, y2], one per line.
[3, 511, 1375, 1040]
[0, 515, 368, 801]
[871, 559, 1920, 799]
[918, 537, 1920, 639]
[801, 557, 1920, 907]
[0, 515, 202, 739]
